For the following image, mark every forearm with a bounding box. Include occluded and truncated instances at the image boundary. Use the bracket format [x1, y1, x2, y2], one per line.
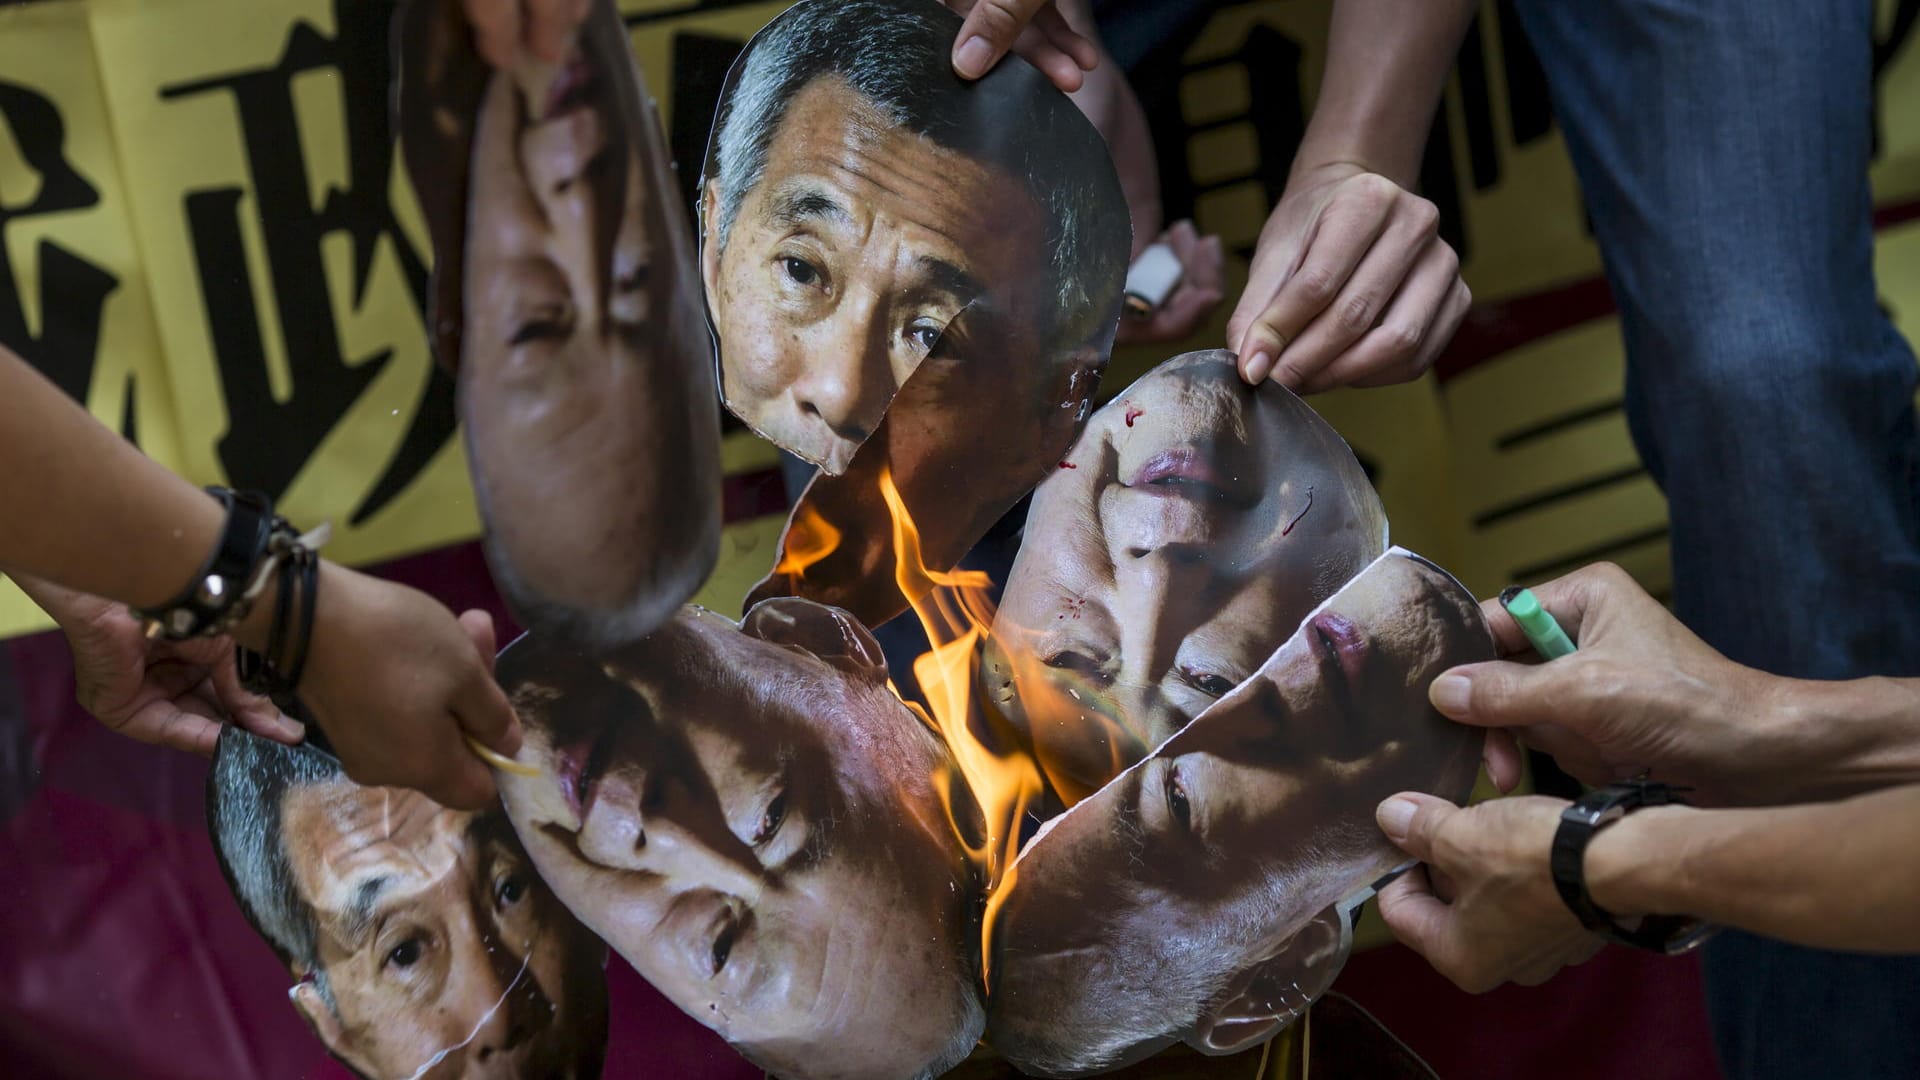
[1752, 675, 1920, 803]
[1588, 785, 1920, 953]
[0, 347, 226, 610]
[1292, 0, 1479, 188]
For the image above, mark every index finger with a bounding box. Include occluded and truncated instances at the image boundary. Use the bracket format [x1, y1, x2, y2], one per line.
[431, 745, 502, 811]
[451, 657, 523, 758]
[1375, 866, 1457, 969]
[1477, 562, 1637, 657]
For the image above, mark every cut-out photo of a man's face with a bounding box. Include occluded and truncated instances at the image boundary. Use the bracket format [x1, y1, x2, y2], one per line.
[396, 0, 721, 647]
[984, 549, 1492, 1077]
[700, 0, 1127, 479]
[984, 350, 1390, 803]
[494, 600, 989, 1080]
[207, 729, 609, 1080]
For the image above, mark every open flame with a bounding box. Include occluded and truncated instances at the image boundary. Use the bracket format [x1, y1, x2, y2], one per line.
[772, 501, 842, 580]
[876, 468, 1044, 902]
[772, 464, 1052, 989]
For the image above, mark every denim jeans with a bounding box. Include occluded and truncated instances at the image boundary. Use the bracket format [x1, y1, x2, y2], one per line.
[1514, 0, 1920, 1075]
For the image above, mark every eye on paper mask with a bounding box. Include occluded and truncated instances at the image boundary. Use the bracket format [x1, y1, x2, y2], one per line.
[983, 547, 1491, 1076]
[207, 728, 610, 1080]
[492, 599, 988, 1080]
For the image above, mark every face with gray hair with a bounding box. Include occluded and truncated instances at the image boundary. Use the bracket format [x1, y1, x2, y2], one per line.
[699, 0, 1127, 476]
[208, 729, 608, 1079]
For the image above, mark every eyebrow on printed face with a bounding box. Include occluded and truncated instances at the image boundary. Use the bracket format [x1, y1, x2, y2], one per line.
[342, 874, 397, 946]
[759, 180, 990, 308]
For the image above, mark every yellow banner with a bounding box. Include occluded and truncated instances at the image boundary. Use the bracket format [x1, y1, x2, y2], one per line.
[3, 0, 1918, 640]
[0, 0, 183, 632]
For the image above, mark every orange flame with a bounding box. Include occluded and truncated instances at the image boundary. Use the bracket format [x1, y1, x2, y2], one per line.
[772, 501, 842, 580]
[980, 626, 1140, 808]
[876, 466, 1044, 987]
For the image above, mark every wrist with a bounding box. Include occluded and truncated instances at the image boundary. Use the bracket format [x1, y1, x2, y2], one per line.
[1286, 141, 1400, 191]
[1583, 803, 1691, 917]
[1290, 102, 1429, 190]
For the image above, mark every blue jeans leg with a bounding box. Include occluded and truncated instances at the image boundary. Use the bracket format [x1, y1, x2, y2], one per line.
[1513, 1, 1920, 1076]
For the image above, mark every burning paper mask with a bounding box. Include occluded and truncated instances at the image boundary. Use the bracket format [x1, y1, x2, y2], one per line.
[702, 0, 1128, 621]
[395, 0, 721, 648]
[492, 600, 988, 1080]
[984, 349, 1392, 806]
[744, 302, 1112, 630]
[206, 728, 610, 1080]
[983, 548, 1492, 1076]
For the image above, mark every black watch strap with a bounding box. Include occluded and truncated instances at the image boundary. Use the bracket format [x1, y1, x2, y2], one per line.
[1550, 780, 1719, 955]
[138, 488, 276, 639]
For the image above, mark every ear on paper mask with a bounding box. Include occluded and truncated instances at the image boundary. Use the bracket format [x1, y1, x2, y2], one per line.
[1188, 903, 1349, 1056]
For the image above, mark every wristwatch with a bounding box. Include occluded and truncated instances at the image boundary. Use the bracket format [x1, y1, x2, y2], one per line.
[1550, 779, 1720, 955]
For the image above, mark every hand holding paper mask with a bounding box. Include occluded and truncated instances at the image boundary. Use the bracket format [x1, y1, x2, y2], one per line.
[397, 0, 721, 648]
[207, 729, 609, 1080]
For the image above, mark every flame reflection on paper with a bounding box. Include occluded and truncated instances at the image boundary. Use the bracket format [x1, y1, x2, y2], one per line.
[774, 501, 843, 581]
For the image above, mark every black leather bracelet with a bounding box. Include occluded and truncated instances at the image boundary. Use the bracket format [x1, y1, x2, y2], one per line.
[1550, 780, 1720, 955]
[134, 488, 276, 640]
[280, 547, 321, 692]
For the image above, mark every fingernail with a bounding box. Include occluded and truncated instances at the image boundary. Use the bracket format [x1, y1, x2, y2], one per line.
[1244, 349, 1272, 383]
[1429, 673, 1471, 716]
[954, 35, 992, 78]
[1377, 797, 1417, 842]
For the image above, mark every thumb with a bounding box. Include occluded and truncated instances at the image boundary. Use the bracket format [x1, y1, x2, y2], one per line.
[1376, 791, 1456, 863]
[1428, 659, 1555, 728]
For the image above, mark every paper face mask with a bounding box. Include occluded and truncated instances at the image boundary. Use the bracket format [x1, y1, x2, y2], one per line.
[206, 728, 610, 1080]
[701, 0, 1127, 626]
[983, 548, 1493, 1077]
[492, 600, 988, 1080]
[983, 349, 1392, 805]
[743, 300, 1112, 630]
[395, 0, 721, 648]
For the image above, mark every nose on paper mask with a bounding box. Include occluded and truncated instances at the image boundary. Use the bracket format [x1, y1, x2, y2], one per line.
[397, 0, 721, 650]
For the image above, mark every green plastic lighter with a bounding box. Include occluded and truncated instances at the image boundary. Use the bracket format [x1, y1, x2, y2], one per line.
[1498, 585, 1576, 659]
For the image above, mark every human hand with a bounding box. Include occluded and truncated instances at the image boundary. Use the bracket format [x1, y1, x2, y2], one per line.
[945, 0, 1099, 93]
[1437, 562, 1785, 806]
[1226, 162, 1468, 393]
[1118, 221, 1226, 345]
[292, 564, 522, 811]
[1374, 792, 1605, 993]
[13, 573, 302, 756]
[463, 0, 589, 69]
